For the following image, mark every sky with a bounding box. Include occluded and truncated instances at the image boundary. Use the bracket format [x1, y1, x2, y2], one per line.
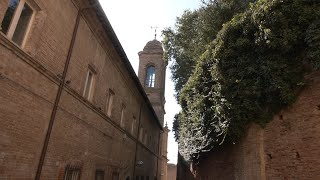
[99, 0, 201, 164]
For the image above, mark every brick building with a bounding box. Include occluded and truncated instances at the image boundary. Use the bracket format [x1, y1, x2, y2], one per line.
[138, 39, 169, 180]
[176, 72, 320, 180]
[166, 163, 177, 180]
[0, 0, 168, 179]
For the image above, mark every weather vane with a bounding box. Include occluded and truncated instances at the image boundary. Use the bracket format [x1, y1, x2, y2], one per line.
[151, 26, 160, 40]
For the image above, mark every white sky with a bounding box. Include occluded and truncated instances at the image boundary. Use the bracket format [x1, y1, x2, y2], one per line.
[99, 0, 200, 164]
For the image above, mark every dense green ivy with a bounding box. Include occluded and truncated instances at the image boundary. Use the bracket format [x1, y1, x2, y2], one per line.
[163, 0, 255, 99]
[170, 0, 320, 162]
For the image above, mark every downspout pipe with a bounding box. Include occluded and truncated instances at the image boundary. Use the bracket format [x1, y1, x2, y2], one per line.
[133, 103, 143, 179]
[35, 3, 97, 179]
[156, 130, 164, 180]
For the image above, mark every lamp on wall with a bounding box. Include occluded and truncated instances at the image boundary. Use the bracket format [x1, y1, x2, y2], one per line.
[136, 160, 144, 167]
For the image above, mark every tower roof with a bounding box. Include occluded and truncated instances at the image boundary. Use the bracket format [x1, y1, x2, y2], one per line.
[142, 39, 163, 53]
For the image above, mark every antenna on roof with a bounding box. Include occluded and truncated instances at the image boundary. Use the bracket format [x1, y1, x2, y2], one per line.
[151, 26, 160, 40]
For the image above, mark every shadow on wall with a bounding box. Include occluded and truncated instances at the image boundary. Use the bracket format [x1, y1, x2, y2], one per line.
[176, 153, 195, 180]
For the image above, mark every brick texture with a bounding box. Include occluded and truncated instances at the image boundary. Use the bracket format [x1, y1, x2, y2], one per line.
[137, 39, 169, 180]
[177, 72, 320, 180]
[167, 163, 177, 180]
[0, 0, 162, 179]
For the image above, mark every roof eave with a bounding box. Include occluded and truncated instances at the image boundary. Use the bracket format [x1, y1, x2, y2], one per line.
[88, 0, 164, 130]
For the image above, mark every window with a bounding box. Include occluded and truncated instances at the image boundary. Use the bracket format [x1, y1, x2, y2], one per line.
[112, 172, 119, 180]
[1, 0, 34, 46]
[131, 116, 136, 134]
[63, 165, 81, 180]
[83, 69, 95, 101]
[144, 131, 148, 144]
[95, 170, 104, 180]
[139, 127, 143, 141]
[106, 89, 114, 117]
[145, 66, 155, 87]
[120, 104, 126, 127]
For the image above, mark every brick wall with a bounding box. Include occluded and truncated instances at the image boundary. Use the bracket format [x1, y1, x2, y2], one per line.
[177, 72, 320, 180]
[138, 40, 166, 126]
[0, 0, 162, 179]
[167, 163, 177, 180]
[263, 72, 320, 180]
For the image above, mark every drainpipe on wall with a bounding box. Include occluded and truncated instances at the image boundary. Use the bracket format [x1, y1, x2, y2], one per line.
[156, 130, 164, 180]
[133, 103, 143, 179]
[34, 2, 98, 179]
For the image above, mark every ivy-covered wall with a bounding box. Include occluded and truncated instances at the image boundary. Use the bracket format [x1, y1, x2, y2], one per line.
[181, 72, 320, 180]
[168, 0, 320, 162]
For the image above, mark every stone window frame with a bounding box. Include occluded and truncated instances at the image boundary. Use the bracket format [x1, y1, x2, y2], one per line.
[131, 115, 136, 135]
[139, 126, 144, 142]
[106, 88, 115, 117]
[144, 130, 148, 145]
[120, 103, 126, 127]
[0, 0, 39, 47]
[83, 64, 97, 102]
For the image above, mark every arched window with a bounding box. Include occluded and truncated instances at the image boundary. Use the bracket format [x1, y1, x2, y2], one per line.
[145, 66, 155, 87]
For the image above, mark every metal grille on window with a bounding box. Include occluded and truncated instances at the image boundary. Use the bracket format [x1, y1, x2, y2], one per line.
[95, 170, 104, 180]
[63, 165, 81, 180]
[112, 172, 119, 180]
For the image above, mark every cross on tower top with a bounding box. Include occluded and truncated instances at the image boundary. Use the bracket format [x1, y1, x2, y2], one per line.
[151, 26, 160, 40]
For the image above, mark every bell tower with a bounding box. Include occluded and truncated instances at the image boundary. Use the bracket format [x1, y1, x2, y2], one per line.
[138, 39, 167, 126]
[138, 39, 168, 180]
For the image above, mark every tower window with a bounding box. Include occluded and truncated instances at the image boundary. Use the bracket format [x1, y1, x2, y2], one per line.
[145, 66, 155, 87]
[1, 0, 35, 46]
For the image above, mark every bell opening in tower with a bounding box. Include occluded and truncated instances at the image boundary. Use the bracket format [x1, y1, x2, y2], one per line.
[145, 65, 156, 88]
